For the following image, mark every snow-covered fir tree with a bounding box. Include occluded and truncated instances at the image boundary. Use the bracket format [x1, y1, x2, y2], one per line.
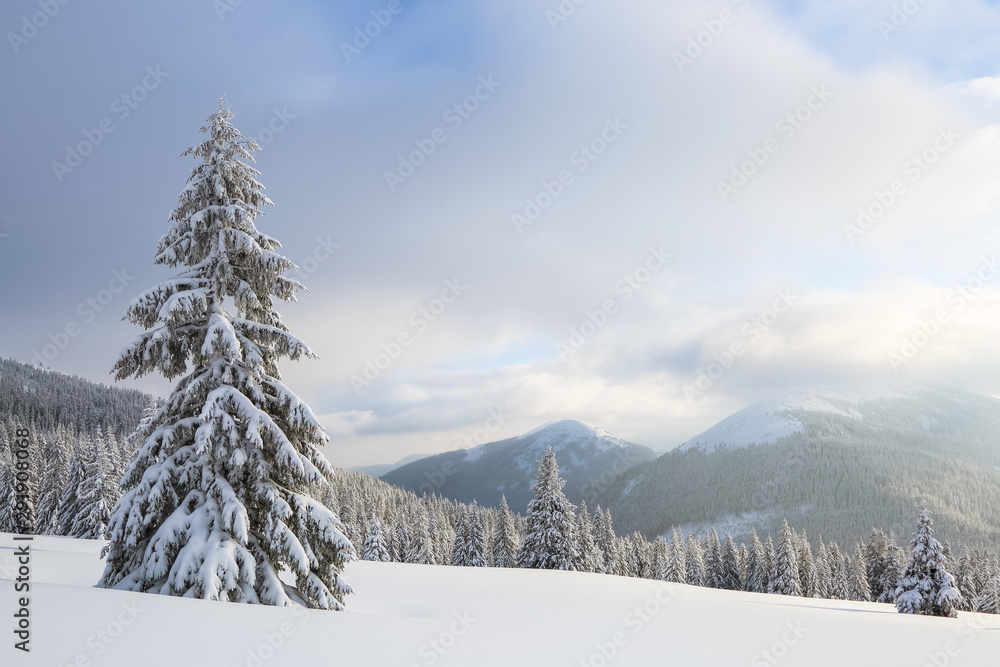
[0, 462, 15, 533]
[55, 442, 85, 536]
[769, 520, 801, 596]
[362, 517, 391, 562]
[704, 529, 723, 589]
[516, 447, 579, 570]
[662, 528, 686, 584]
[489, 495, 519, 568]
[848, 543, 872, 602]
[405, 515, 435, 565]
[34, 428, 70, 535]
[453, 503, 486, 567]
[595, 507, 621, 576]
[877, 534, 905, 603]
[746, 529, 769, 594]
[895, 506, 962, 617]
[864, 528, 889, 603]
[97, 99, 354, 609]
[575, 500, 603, 573]
[70, 431, 119, 539]
[813, 540, 831, 600]
[720, 535, 743, 591]
[973, 572, 1000, 615]
[686, 533, 706, 587]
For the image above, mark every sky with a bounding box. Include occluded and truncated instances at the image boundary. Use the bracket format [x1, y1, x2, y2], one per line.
[3, 0, 1000, 468]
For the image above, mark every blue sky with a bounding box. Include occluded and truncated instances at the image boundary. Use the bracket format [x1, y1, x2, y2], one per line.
[3, 0, 1000, 467]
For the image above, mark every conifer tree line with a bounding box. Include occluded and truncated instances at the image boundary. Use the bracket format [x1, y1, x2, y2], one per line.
[0, 414, 146, 538]
[321, 447, 999, 616]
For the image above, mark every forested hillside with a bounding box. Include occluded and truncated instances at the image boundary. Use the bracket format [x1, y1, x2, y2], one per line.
[598, 383, 1000, 548]
[0, 357, 151, 439]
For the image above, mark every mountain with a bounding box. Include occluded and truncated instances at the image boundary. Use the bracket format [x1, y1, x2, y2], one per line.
[380, 420, 658, 512]
[596, 381, 1000, 547]
[0, 357, 154, 440]
[348, 452, 432, 478]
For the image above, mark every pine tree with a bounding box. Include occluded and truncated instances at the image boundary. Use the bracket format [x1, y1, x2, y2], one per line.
[489, 495, 519, 568]
[828, 542, 848, 600]
[849, 543, 872, 602]
[575, 500, 603, 573]
[517, 448, 579, 570]
[878, 534, 905, 603]
[34, 429, 70, 535]
[595, 507, 620, 576]
[769, 520, 801, 597]
[362, 517, 391, 562]
[895, 506, 962, 617]
[98, 100, 354, 610]
[704, 529, 723, 589]
[55, 441, 86, 536]
[954, 547, 977, 611]
[864, 528, 889, 603]
[455, 503, 485, 567]
[720, 535, 743, 591]
[405, 514, 435, 565]
[797, 531, 817, 598]
[814, 540, 831, 599]
[662, 528, 686, 584]
[0, 462, 15, 533]
[70, 432, 119, 539]
[973, 573, 1000, 615]
[686, 534, 706, 587]
[746, 529, 768, 594]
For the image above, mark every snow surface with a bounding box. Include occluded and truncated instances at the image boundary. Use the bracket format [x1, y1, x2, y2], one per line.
[4, 533, 999, 666]
[680, 381, 935, 452]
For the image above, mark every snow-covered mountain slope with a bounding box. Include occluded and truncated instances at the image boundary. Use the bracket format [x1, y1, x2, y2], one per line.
[598, 381, 1000, 546]
[381, 420, 657, 512]
[5, 534, 999, 667]
[679, 381, 991, 452]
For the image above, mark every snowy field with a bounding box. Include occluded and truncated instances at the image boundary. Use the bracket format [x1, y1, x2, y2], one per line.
[2, 534, 999, 666]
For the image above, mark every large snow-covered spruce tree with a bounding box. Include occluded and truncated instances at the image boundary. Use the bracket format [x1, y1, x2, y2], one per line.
[895, 506, 962, 618]
[517, 447, 580, 570]
[98, 99, 355, 610]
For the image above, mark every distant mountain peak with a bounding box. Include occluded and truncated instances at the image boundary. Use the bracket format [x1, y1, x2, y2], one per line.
[679, 380, 988, 453]
[381, 419, 658, 511]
